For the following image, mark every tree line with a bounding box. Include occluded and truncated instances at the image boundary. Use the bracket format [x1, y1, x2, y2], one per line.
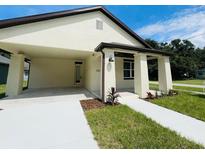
[145, 39, 205, 80]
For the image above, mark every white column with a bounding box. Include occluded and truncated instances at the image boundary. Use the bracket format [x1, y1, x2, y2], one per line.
[158, 56, 173, 93]
[6, 54, 25, 97]
[100, 54, 103, 99]
[134, 53, 149, 98]
[103, 49, 116, 102]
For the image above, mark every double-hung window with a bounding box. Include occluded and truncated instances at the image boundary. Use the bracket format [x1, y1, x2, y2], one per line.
[123, 59, 134, 80]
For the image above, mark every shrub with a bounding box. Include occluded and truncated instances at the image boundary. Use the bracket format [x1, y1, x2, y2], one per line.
[107, 87, 120, 105]
[168, 89, 178, 96]
[147, 92, 154, 99]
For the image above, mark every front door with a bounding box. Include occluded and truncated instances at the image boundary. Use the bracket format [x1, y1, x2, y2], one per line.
[75, 62, 83, 86]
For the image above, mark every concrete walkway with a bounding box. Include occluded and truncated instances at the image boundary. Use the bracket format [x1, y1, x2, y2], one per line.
[119, 93, 205, 147]
[174, 83, 205, 88]
[0, 88, 98, 148]
[150, 81, 205, 88]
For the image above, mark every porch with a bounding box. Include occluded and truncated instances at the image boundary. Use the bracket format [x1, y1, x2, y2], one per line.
[95, 42, 173, 102]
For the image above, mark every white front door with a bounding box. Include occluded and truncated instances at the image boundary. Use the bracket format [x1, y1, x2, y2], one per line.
[74, 62, 83, 86]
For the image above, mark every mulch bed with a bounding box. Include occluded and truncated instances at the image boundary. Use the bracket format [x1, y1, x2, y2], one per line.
[80, 98, 106, 111]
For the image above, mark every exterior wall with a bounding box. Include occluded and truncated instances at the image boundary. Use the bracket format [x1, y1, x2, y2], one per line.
[29, 58, 85, 89]
[85, 54, 101, 96]
[196, 68, 205, 79]
[115, 57, 134, 89]
[0, 11, 144, 54]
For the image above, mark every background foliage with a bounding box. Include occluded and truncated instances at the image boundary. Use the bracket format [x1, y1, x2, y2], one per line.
[146, 39, 205, 80]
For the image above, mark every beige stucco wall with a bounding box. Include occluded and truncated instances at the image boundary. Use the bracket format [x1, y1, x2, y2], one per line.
[85, 54, 101, 95]
[0, 11, 144, 54]
[29, 58, 84, 89]
[84, 56, 135, 94]
[115, 57, 134, 90]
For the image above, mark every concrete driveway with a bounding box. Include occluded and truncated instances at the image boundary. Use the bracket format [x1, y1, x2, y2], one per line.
[0, 88, 98, 148]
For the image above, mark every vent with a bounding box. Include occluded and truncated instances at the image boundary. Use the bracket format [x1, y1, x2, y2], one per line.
[96, 20, 103, 30]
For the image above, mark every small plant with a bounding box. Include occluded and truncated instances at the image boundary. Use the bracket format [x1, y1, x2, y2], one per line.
[160, 90, 166, 97]
[107, 87, 120, 105]
[168, 89, 178, 96]
[155, 91, 158, 99]
[147, 92, 154, 99]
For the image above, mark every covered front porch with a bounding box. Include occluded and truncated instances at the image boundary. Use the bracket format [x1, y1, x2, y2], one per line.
[96, 42, 173, 102]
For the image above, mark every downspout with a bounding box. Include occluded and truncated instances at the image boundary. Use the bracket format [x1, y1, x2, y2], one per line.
[100, 50, 105, 103]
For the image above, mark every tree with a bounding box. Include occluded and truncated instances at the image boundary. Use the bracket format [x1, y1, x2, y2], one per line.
[145, 39, 204, 80]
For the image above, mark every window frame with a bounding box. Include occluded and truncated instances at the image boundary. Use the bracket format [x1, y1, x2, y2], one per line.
[123, 59, 134, 80]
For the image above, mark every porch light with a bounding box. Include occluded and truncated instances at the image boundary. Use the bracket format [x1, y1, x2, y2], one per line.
[109, 56, 114, 62]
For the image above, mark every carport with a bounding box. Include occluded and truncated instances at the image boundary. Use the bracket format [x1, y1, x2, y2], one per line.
[0, 42, 95, 97]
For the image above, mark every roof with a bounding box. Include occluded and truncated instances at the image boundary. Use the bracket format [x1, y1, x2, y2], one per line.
[0, 5, 152, 49]
[95, 42, 172, 56]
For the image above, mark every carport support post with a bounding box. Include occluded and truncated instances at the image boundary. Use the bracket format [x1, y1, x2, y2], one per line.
[158, 56, 173, 93]
[102, 49, 116, 102]
[134, 53, 149, 98]
[6, 53, 25, 97]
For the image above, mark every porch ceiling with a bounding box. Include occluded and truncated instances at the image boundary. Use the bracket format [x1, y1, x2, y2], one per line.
[0, 42, 93, 59]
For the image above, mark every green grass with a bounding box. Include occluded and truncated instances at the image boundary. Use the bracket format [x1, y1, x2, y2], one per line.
[149, 83, 159, 90]
[150, 92, 205, 122]
[85, 105, 203, 148]
[0, 84, 6, 94]
[173, 85, 204, 93]
[149, 83, 204, 93]
[173, 80, 205, 85]
[0, 81, 28, 95]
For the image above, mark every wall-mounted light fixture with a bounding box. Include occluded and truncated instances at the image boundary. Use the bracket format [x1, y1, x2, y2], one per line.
[109, 56, 114, 62]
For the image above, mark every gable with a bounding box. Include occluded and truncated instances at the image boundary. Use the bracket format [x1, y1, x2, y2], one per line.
[0, 9, 147, 53]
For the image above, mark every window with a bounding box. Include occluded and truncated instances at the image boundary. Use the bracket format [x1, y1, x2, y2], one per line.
[123, 59, 134, 80]
[96, 20, 103, 30]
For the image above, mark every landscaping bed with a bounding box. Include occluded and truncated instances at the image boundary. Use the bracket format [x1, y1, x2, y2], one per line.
[84, 105, 203, 148]
[80, 99, 106, 111]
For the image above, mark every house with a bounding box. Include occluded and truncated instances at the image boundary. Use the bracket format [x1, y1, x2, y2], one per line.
[196, 68, 205, 79]
[0, 6, 172, 102]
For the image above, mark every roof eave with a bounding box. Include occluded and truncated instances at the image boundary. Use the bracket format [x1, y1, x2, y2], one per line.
[95, 42, 172, 56]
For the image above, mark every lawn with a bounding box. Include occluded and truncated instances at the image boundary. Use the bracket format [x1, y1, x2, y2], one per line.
[0, 84, 6, 94]
[173, 80, 205, 85]
[173, 85, 204, 93]
[149, 83, 159, 91]
[149, 83, 204, 93]
[0, 81, 27, 96]
[85, 105, 203, 148]
[150, 92, 205, 122]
